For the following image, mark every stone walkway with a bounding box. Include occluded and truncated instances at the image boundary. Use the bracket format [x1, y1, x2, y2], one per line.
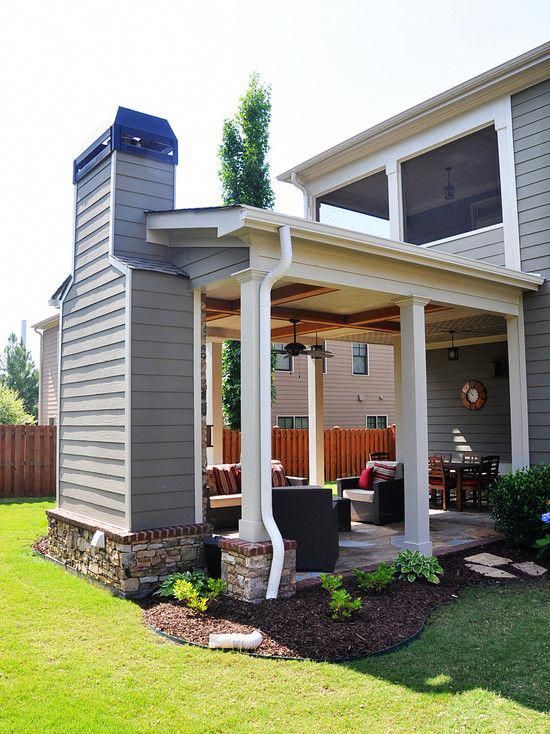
[297, 509, 502, 582]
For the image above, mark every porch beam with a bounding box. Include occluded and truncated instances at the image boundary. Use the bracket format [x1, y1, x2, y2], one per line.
[394, 296, 432, 556]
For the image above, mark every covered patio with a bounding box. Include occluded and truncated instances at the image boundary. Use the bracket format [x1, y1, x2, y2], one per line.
[147, 205, 542, 596]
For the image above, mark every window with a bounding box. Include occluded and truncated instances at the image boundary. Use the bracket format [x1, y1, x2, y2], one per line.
[366, 415, 388, 429]
[273, 343, 292, 372]
[276, 416, 309, 429]
[317, 170, 390, 238]
[352, 343, 369, 375]
[401, 126, 502, 245]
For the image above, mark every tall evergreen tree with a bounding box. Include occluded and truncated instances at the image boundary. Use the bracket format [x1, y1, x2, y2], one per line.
[218, 74, 275, 430]
[1, 333, 39, 419]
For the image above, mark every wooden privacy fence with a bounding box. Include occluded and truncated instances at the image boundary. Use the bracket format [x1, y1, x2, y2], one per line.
[222, 426, 395, 481]
[0, 425, 56, 498]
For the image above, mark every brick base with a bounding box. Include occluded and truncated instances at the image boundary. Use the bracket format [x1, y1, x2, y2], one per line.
[220, 538, 297, 602]
[46, 509, 211, 597]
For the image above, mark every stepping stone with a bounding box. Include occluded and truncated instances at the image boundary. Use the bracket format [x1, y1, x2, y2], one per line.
[512, 561, 547, 577]
[464, 552, 512, 567]
[465, 563, 516, 579]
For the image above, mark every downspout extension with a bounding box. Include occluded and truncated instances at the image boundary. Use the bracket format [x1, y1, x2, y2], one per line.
[259, 225, 293, 599]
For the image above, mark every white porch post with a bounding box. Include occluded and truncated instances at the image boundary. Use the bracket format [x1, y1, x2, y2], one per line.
[235, 269, 269, 541]
[386, 160, 403, 240]
[506, 312, 530, 469]
[395, 296, 432, 556]
[206, 341, 224, 465]
[393, 336, 403, 461]
[308, 355, 325, 486]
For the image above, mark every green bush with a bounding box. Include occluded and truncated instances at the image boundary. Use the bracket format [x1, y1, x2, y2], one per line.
[489, 464, 550, 547]
[173, 577, 227, 614]
[392, 550, 444, 584]
[353, 563, 395, 593]
[319, 573, 362, 621]
[155, 570, 210, 598]
[0, 385, 35, 425]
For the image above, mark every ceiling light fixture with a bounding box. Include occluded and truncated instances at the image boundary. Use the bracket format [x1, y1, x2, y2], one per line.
[444, 166, 455, 200]
[447, 329, 459, 361]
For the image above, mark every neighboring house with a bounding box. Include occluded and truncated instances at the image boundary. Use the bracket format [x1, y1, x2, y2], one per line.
[32, 315, 59, 425]
[271, 340, 395, 428]
[45, 44, 549, 600]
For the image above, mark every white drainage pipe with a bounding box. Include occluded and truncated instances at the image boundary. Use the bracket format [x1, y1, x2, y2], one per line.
[259, 225, 293, 599]
[208, 630, 263, 651]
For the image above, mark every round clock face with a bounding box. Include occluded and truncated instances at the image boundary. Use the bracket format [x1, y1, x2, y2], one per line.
[461, 380, 487, 411]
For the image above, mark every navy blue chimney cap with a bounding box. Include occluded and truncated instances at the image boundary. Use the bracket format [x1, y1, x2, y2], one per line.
[73, 106, 178, 184]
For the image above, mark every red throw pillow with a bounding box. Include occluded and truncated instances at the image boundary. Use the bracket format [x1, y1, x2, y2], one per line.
[358, 466, 374, 490]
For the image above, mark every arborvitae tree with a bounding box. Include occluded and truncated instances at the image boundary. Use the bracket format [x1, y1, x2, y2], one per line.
[218, 74, 276, 429]
[1, 333, 39, 419]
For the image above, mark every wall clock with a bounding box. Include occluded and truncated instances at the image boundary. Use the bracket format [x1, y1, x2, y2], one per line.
[461, 379, 487, 411]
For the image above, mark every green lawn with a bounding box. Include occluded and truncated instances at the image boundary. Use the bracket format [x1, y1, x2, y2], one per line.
[1, 500, 549, 734]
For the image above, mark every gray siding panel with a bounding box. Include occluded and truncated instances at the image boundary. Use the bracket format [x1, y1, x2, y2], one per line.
[170, 246, 250, 287]
[58, 160, 128, 527]
[39, 326, 59, 425]
[427, 343, 511, 464]
[130, 269, 195, 531]
[426, 226, 506, 266]
[512, 79, 550, 465]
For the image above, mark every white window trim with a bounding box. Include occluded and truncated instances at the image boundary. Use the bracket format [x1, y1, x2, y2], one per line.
[273, 343, 294, 373]
[351, 342, 369, 376]
[419, 222, 503, 249]
[275, 415, 309, 429]
[366, 414, 389, 429]
[307, 95, 520, 270]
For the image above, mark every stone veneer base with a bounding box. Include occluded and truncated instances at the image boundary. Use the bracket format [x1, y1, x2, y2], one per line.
[220, 538, 297, 602]
[46, 509, 211, 597]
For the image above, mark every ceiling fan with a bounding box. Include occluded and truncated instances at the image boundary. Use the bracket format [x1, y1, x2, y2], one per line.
[274, 319, 334, 359]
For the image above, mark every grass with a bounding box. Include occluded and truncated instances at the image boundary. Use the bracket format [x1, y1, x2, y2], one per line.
[1, 499, 549, 734]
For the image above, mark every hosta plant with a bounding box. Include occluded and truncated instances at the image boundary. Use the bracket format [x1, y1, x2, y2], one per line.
[392, 550, 444, 584]
[353, 563, 395, 593]
[173, 577, 227, 614]
[155, 570, 211, 598]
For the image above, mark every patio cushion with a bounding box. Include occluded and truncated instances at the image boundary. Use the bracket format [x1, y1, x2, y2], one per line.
[372, 461, 397, 481]
[342, 488, 375, 503]
[271, 462, 287, 487]
[212, 465, 240, 495]
[358, 466, 374, 490]
[209, 493, 242, 509]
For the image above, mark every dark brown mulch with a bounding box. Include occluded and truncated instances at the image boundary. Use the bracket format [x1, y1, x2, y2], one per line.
[142, 541, 549, 661]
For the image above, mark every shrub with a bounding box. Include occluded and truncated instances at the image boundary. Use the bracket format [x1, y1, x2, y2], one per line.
[320, 573, 362, 621]
[353, 563, 395, 593]
[489, 465, 550, 547]
[155, 570, 210, 598]
[0, 385, 35, 425]
[392, 550, 444, 584]
[173, 577, 226, 614]
[533, 512, 550, 560]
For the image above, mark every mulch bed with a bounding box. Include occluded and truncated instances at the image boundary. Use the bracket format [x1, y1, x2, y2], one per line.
[142, 541, 549, 661]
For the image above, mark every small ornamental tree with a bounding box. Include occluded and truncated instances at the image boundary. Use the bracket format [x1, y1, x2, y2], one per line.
[1, 333, 39, 419]
[219, 74, 276, 426]
[0, 385, 35, 425]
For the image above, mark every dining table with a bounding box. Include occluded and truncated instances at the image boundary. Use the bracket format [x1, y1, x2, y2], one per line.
[444, 460, 482, 511]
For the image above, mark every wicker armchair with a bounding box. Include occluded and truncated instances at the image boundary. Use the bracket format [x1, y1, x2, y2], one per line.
[336, 464, 404, 525]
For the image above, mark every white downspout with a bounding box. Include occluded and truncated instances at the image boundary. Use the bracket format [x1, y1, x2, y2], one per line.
[259, 225, 293, 599]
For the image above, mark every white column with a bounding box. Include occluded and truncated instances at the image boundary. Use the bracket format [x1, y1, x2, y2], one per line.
[386, 160, 403, 241]
[207, 342, 224, 465]
[193, 290, 204, 523]
[235, 269, 269, 541]
[496, 111, 521, 271]
[393, 336, 403, 461]
[394, 296, 432, 555]
[308, 356, 325, 486]
[506, 312, 530, 469]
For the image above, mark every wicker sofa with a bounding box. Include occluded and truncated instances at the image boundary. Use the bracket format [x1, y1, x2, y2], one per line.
[205, 461, 307, 530]
[336, 462, 404, 525]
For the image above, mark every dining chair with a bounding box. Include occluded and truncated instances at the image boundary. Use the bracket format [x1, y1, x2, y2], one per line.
[460, 462, 484, 509]
[428, 457, 455, 511]
[462, 452, 483, 464]
[432, 452, 452, 464]
[369, 451, 390, 461]
[480, 455, 500, 506]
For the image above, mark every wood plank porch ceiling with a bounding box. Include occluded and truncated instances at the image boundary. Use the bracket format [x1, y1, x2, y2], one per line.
[205, 282, 447, 338]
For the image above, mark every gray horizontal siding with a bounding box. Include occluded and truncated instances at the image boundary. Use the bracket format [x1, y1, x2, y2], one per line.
[513, 79, 550, 465]
[130, 269, 195, 530]
[170, 245, 250, 287]
[426, 342, 511, 463]
[426, 225, 505, 266]
[39, 326, 58, 425]
[59, 159, 128, 527]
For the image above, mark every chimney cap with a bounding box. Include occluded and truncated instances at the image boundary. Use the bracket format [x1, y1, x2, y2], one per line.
[73, 106, 178, 184]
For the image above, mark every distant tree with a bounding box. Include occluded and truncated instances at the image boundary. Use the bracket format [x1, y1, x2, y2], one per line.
[0, 385, 35, 425]
[1, 333, 39, 419]
[219, 74, 276, 427]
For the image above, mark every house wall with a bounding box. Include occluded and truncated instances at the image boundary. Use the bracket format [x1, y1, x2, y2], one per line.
[39, 325, 59, 424]
[424, 225, 506, 266]
[170, 241, 249, 288]
[58, 158, 129, 527]
[512, 78, 550, 464]
[426, 342, 512, 464]
[271, 341, 395, 428]
[130, 270, 196, 530]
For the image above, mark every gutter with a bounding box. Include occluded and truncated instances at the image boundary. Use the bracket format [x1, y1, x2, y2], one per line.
[259, 225, 293, 599]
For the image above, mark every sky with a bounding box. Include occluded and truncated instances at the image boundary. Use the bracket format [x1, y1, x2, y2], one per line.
[1, 0, 548, 364]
